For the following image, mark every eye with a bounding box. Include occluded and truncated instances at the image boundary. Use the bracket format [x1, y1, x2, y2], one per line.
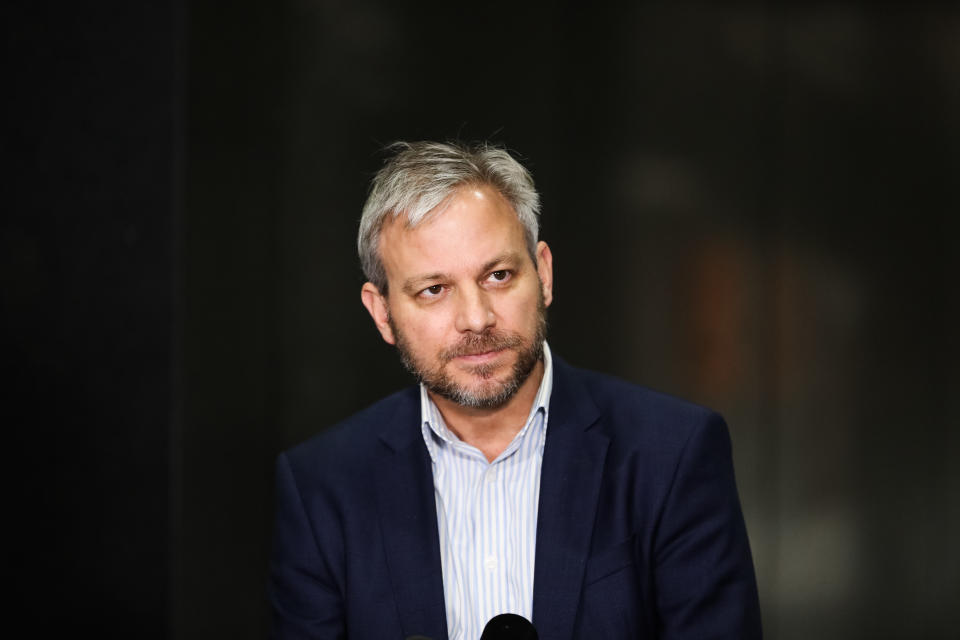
[419, 284, 444, 298]
[489, 270, 511, 283]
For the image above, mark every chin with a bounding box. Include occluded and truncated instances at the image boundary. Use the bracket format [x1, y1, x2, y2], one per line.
[436, 364, 529, 409]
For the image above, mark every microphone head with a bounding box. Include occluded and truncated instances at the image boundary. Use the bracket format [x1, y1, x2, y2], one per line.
[479, 613, 539, 640]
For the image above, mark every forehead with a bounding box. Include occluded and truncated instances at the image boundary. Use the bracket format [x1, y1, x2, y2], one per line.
[378, 186, 528, 279]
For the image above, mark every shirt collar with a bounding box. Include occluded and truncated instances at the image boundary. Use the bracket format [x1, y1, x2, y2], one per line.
[420, 341, 553, 463]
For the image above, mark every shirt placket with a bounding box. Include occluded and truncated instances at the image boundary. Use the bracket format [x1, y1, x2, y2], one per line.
[475, 457, 502, 633]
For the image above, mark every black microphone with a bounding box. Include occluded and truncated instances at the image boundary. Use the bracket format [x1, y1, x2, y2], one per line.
[480, 613, 538, 640]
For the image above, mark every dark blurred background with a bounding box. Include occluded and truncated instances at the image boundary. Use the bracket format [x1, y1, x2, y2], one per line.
[3, 1, 957, 638]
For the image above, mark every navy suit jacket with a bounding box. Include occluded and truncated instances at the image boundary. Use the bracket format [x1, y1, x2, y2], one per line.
[269, 356, 762, 639]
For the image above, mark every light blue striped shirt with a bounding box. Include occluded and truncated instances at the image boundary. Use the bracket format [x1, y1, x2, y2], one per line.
[420, 343, 553, 640]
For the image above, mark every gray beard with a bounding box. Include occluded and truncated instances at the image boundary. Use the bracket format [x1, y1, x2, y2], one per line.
[390, 299, 547, 410]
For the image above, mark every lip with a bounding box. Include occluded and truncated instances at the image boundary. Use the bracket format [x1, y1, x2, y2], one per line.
[454, 348, 505, 364]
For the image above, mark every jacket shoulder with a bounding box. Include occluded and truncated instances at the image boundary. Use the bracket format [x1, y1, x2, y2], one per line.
[281, 385, 419, 478]
[557, 359, 725, 451]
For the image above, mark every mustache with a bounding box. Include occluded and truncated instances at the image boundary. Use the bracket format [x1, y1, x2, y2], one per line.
[438, 331, 525, 362]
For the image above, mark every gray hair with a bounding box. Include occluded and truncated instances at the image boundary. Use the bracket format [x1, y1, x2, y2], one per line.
[358, 141, 541, 292]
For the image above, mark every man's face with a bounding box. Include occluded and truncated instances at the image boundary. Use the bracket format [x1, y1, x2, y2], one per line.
[361, 185, 553, 409]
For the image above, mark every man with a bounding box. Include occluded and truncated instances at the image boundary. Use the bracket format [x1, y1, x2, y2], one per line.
[269, 141, 762, 639]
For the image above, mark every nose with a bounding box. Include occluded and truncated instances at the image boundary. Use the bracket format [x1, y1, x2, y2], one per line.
[454, 285, 496, 334]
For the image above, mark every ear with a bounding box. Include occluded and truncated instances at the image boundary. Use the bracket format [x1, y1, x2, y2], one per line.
[535, 241, 554, 307]
[360, 282, 396, 345]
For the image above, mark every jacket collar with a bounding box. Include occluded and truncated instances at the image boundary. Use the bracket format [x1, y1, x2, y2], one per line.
[532, 356, 609, 640]
[375, 384, 448, 639]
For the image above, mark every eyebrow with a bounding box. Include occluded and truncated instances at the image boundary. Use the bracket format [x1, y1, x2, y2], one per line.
[480, 251, 523, 274]
[400, 252, 525, 295]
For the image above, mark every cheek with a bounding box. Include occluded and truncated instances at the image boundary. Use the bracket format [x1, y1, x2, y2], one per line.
[497, 291, 541, 331]
[395, 307, 455, 347]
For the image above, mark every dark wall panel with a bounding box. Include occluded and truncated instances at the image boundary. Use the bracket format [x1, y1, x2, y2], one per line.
[3, 1, 179, 636]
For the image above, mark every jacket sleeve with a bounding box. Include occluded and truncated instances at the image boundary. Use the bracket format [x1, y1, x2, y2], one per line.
[653, 413, 763, 639]
[268, 452, 346, 640]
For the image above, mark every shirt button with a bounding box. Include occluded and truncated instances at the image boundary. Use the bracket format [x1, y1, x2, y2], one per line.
[485, 470, 496, 484]
[484, 555, 497, 571]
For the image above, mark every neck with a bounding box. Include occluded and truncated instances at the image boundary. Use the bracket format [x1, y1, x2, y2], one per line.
[429, 358, 545, 463]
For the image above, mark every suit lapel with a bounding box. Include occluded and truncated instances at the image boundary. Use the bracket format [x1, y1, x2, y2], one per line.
[532, 358, 609, 640]
[375, 389, 448, 640]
